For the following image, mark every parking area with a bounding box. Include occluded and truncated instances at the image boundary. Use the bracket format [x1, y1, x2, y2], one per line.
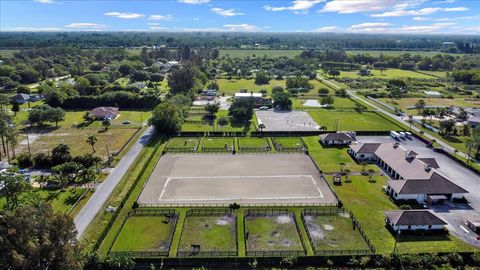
[137, 154, 336, 206]
[255, 110, 320, 131]
[357, 135, 480, 247]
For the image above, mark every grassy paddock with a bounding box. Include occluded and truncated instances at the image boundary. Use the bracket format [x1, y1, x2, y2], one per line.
[379, 97, 480, 111]
[245, 214, 304, 252]
[202, 137, 234, 150]
[219, 49, 302, 58]
[111, 215, 177, 252]
[166, 137, 200, 151]
[178, 215, 237, 252]
[272, 137, 304, 149]
[308, 111, 404, 131]
[337, 68, 436, 79]
[238, 137, 270, 150]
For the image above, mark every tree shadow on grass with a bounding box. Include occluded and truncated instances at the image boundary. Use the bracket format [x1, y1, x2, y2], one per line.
[23, 125, 58, 134]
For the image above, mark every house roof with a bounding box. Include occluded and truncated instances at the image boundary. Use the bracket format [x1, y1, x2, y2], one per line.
[13, 93, 30, 101]
[388, 172, 468, 195]
[320, 132, 354, 141]
[468, 116, 480, 123]
[90, 107, 119, 117]
[375, 143, 432, 180]
[235, 93, 262, 98]
[349, 143, 381, 154]
[418, 158, 440, 169]
[385, 210, 447, 226]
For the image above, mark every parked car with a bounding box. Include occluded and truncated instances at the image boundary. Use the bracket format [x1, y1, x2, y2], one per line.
[122, 120, 131, 125]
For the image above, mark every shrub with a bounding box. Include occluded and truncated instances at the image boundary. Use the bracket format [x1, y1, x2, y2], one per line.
[33, 152, 51, 168]
[16, 153, 33, 168]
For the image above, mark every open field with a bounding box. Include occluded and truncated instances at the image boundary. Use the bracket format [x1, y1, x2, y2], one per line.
[308, 111, 404, 131]
[0, 187, 85, 213]
[137, 154, 336, 206]
[245, 214, 304, 252]
[345, 50, 463, 57]
[292, 97, 359, 109]
[303, 213, 369, 251]
[217, 79, 286, 95]
[178, 215, 237, 252]
[219, 49, 303, 58]
[379, 97, 480, 111]
[111, 215, 177, 252]
[336, 68, 436, 79]
[324, 175, 476, 254]
[182, 110, 252, 132]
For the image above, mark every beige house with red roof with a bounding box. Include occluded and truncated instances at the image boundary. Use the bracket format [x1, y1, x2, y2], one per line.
[90, 107, 119, 120]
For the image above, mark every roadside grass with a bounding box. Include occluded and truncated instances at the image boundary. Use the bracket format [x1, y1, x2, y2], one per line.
[166, 137, 200, 150]
[325, 175, 477, 254]
[178, 215, 237, 252]
[111, 215, 177, 252]
[245, 215, 304, 252]
[308, 111, 404, 131]
[68, 189, 94, 217]
[303, 136, 378, 173]
[378, 97, 480, 111]
[0, 187, 85, 213]
[303, 213, 370, 251]
[238, 137, 270, 149]
[82, 135, 166, 253]
[202, 137, 234, 149]
[337, 69, 436, 79]
[219, 49, 302, 58]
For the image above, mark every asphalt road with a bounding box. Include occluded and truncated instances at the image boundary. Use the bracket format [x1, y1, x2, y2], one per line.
[74, 126, 155, 238]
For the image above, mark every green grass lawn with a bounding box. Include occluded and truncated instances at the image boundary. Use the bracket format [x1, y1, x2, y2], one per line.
[337, 68, 436, 79]
[272, 137, 304, 149]
[292, 97, 359, 110]
[308, 111, 404, 131]
[111, 215, 176, 252]
[182, 110, 252, 133]
[219, 49, 303, 58]
[166, 137, 200, 150]
[238, 137, 270, 150]
[202, 137, 234, 149]
[0, 187, 85, 213]
[217, 79, 286, 96]
[379, 97, 480, 111]
[303, 136, 378, 173]
[245, 215, 304, 252]
[178, 215, 237, 252]
[303, 213, 370, 251]
[325, 175, 477, 254]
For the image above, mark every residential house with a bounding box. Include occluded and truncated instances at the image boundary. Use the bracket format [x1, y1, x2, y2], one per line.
[11, 93, 31, 104]
[385, 210, 447, 233]
[90, 107, 119, 120]
[320, 132, 355, 146]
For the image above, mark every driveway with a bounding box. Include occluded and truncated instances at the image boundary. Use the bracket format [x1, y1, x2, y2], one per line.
[74, 126, 155, 238]
[218, 95, 232, 110]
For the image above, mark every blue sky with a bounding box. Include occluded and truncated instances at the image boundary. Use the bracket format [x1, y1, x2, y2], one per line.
[1, 0, 479, 34]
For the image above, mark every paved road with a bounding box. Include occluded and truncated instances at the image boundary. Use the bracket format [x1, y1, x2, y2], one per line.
[74, 126, 155, 238]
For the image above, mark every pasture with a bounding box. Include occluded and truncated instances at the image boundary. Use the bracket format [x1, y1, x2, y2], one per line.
[219, 49, 302, 58]
[307, 111, 404, 131]
[336, 68, 436, 79]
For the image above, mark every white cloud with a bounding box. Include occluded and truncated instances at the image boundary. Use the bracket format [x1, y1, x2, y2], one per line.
[443, 7, 468, 11]
[104, 12, 145, 19]
[320, 0, 400, 14]
[399, 22, 456, 32]
[347, 22, 394, 33]
[315, 26, 342, 32]
[413, 16, 430, 21]
[177, 0, 210, 4]
[33, 0, 54, 4]
[148, 15, 173, 21]
[211, 8, 244, 17]
[194, 18, 200, 21]
[264, 0, 325, 12]
[223, 24, 263, 31]
[436, 16, 477, 21]
[65, 23, 106, 29]
[371, 6, 469, 17]
[6, 26, 62, 31]
[349, 22, 393, 29]
[149, 26, 168, 31]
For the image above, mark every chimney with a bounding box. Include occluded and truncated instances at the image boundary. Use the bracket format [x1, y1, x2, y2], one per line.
[393, 142, 400, 149]
[424, 164, 432, 172]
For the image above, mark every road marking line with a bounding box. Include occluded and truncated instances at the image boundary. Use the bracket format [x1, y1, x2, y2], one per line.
[460, 225, 470, 233]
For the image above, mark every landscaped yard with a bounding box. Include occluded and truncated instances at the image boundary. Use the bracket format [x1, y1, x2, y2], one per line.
[308, 111, 404, 131]
[178, 215, 237, 252]
[245, 214, 304, 252]
[111, 215, 177, 252]
[325, 175, 477, 254]
[303, 212, 370, 251]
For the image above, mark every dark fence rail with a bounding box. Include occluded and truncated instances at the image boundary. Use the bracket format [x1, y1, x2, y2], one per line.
[314, 249, 372, 256]
[186, 208, 233, 216]
[138, 203, 338, 208]
[132, 208, 176, 216]
[246, 208, 290, 217]
[177, 251, 238, 258]
[109, 250, 169, 258]
[246, 250, 305, 257]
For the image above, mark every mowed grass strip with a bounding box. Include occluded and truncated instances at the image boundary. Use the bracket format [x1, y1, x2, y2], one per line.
[272, 137, 304, 149]
[166, 137, 199, 150]
[203, 137, 234, 149]
[245, 215, 303, 252]
[238, 137, 270, 149]
[308, 111, 404, 131]
[178, 215, 237, 252]
[304, 214, 370, 251]
[111, 215, 176, 252]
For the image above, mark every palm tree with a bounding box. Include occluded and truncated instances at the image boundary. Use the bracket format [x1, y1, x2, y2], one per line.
[86, 135, 98, 152]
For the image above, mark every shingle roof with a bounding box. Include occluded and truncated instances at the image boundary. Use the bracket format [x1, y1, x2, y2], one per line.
[320, 132, 354, 141]
[90, 107, 119, 117]
[375, 143, 431, 179]
[388, 172, 468, 195]
[349, 143, 381, 154]
[385, 210, 447, 226]
[418, 158, 440, 169]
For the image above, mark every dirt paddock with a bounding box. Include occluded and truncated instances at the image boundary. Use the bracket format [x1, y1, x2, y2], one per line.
[137, 154, 337, 206]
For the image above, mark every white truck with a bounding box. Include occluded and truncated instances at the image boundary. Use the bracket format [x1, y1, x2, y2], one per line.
[390, 131, 401, 140]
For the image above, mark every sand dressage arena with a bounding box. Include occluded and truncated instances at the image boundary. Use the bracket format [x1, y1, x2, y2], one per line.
[255, 110, 320, 132]
[137, 154, 336, 206]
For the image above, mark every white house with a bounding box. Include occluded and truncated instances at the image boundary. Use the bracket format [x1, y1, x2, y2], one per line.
[348, 143, 381, 161]
[385, 210, 447, 233]
[320, 132, 355, 146]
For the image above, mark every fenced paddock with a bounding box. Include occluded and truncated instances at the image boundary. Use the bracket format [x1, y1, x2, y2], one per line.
[237, 137, 271, 152]
[177, 208, 238, 257]
[301, 208, 375, 255]
[109, 209, 177, 257]
[165, 137, 200, 152]
[244, 209, 306, 257]
[202, 137, 234, 153]
[272, 137, 307, 152]
[137, 154, 337, 206]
